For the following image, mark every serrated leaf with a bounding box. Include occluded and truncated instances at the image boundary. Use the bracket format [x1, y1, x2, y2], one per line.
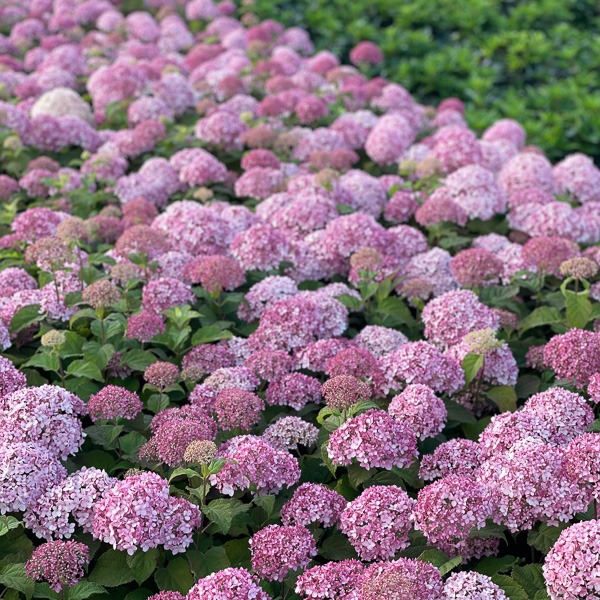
[439, 555, 462, 576]
[470, 519, 507, 543]
[0, 516, 21, 536]
[0, 563, 34, 599]
[10, 304, 43, 334]
[25, 352, 59, 372]
[252, 495, 276, 517]
[154, 558, 194, 594]
[444, 398, 477, 424]
[68, 581, 108, 600]
[462, 353, 484, 386]
[320, 535, 359, 560]
[202, 547, 230, 575]
[66, 359, 104, 381]
[70, 308, 98, 327]
[417, 549, 450, 567]
[335, 293, 363, 309]
[347, 463, 375, 489]
[88, 549, 135, 587]
[475, 555, 518, 576]
[565, 294, 593, 329]
[486, 386, 517, 413]
[201, 499, 250, 535]
[321, 442, 337, 477]
[169, 467, 200, 482]
[190, 326, 232, 346]
[519, 307, 562, 333]
[527, 522, 569, 554]
[491, 575, 529, 600]
[511, 564, 546, 600]
[126, 548, 158, 585]
[119, 349, 157, 371]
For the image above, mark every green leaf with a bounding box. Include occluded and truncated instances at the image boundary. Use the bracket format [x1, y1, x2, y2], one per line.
[475, 555, 518, 576]
[201, 498, 250, 535]
[32, 583, 59, 599]
[377, 296, 414, 326]
[533, 591, 551, 600]
[0, 516, 21, 537]
[519, 307, 562, 333]
[417, 549, 450, 567]
[70, 308, 98, 327]
[223, 539, 251, 568]
[88, 549, 135, 587]
[190, 326, 233, 346]
[347, 463, 376, 489]
[565, 294, 593, 329]
[25, 352, 59, 372]
[462, 416, 492, 441]
[0, 563, 35, 599]
[486, 386, 517, 413]
[462, 353, 484, 386]
[59, 332, 86, 358]
[444, 398, 477, 424]
[470, 519, 507, 543]
[320, 535, 359, 561]
[68, 582, 108, 600]
[66, 359, 104, 382]
[491, 575, 529, 600]
[439, 555, 462, 576]
[335, 293, 363, 309]
[154, 558, 194, 594]
[119, 432, 147, 455]
[527, 522, 569, 554]
[10, 304, 43, 333]
[515, 375, 540, 399]
[321, 442, 337, 477]
[202, 547, 231, 575]
[169, 467, 200, 482]
[252, 495, 276, 517]
[126, 548, 158, 585]
[480, 285, 520, 306]
[119, 349, 156, 371]
[511, 564, 546, 600]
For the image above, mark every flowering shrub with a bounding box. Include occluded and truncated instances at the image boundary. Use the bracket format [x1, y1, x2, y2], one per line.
[0, 3, 599, 600]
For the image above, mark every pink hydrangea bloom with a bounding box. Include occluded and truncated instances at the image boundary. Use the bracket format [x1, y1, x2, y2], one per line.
[250, 524, 317, 581]
[210, 437, 300, 496]
[327, 409, 418, 470]
[388, 384, 447, 440]
[187, 568, 271, 600]
[265, 372, 322, 410]
[419, 438, 482, 481]
[339, 485, 415, 561]
[543, 520, 600, 600]
[281, 482, 346, 528]
[92, 472, 201, 554]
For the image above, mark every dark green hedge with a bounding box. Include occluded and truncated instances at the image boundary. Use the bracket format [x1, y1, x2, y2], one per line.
[244, 0, 600, 162]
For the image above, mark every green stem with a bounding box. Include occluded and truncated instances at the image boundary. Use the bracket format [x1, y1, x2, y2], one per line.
[57, 353, 66, 388]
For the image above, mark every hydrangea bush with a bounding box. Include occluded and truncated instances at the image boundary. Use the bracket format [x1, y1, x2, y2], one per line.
[0, 2, 599, 600]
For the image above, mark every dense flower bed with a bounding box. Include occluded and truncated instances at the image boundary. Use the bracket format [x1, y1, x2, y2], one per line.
[1, 1, 600, 600]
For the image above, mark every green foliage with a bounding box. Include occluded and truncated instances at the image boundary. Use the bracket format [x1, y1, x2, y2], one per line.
[248, 0, 600, 162]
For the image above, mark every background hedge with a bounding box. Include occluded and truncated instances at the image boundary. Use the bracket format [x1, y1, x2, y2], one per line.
[244, 0, 600, 163]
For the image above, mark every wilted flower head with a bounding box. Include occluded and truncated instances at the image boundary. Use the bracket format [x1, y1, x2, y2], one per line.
[82, 279, 121, 309]
[183, 440, 218, 466]
[41, 330, 66, 347]
[560, 256, 598, 280]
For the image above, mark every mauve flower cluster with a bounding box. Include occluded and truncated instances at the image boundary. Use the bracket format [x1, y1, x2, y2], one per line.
[250, 524, 317, 581]
[4, 0, 600, 596]
[327, 409, 418, 470]
[25, 540, 88, 592]
[92, 472, 201, 554]
[339, 485, 415, 561]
